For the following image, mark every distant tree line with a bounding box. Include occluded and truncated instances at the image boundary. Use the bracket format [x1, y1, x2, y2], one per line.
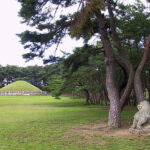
[0, 64, 61, 92]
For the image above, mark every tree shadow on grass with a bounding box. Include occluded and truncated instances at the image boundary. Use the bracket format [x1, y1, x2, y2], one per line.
[32, 102, 85, 108]
[0, 101, 85, 108]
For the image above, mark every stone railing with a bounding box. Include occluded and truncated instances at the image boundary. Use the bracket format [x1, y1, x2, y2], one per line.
[0, 91, 47, 96]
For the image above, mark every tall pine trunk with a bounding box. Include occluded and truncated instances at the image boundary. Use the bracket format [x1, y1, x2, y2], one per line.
[134, 35, 150, 103]
[106, 0, 134, 110]
[96, 12, 121, 128]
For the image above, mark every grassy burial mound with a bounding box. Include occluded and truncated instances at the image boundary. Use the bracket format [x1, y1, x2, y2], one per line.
[0, 80, 46, 96]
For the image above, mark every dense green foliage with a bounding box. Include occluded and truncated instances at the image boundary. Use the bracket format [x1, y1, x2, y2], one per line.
[61, 45, 107, 104]
[1, 96, 150, 150]
[0, 80, 42, 92]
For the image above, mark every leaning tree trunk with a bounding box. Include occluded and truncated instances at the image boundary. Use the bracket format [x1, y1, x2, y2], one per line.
[115, 58, 128, 95]
[148, 88, 150, 102]
[134, 35, 150, 103]
[96, 12, 121, 128]
[107, 0, 134, 110]
[83, 89, 90, 105]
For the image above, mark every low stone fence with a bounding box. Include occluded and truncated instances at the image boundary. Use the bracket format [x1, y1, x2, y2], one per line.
[0, 91, 47, 96]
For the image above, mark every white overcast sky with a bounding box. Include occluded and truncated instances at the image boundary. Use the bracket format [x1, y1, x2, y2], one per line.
[0, 0, 84, 67]
[0, 0, 148, 67]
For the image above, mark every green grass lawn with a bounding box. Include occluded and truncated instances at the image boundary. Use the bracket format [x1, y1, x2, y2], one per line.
[0, 96, 149, 150]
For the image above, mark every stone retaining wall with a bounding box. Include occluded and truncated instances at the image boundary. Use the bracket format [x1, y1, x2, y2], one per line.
[0, 91, 47, 96]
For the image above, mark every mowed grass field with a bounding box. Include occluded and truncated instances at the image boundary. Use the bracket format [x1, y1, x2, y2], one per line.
[0, 96, 150, 150]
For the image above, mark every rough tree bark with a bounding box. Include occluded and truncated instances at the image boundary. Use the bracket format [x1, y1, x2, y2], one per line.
[134, 35, 150, 103]
[106, 0, 134, 110]
[96, 12, 121, 128]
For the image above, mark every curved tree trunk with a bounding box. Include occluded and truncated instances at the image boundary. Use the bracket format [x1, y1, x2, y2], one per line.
[83, 89, 90, 105]
[134, 35, 150, 103]
[106, 0, 134, 110]
[115, 58, 128, 95]
[148, 88, 150, 102]
[96, 12, 121, 128]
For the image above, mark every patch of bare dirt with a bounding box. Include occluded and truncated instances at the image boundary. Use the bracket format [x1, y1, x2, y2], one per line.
[68, 122, 150, 138]
[59, 132, 106, 146]
[59, 122, 150, 147]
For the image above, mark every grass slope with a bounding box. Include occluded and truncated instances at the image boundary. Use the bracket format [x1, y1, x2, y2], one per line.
[0, 80, 42, 92]
[0, 96, 149, 150]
